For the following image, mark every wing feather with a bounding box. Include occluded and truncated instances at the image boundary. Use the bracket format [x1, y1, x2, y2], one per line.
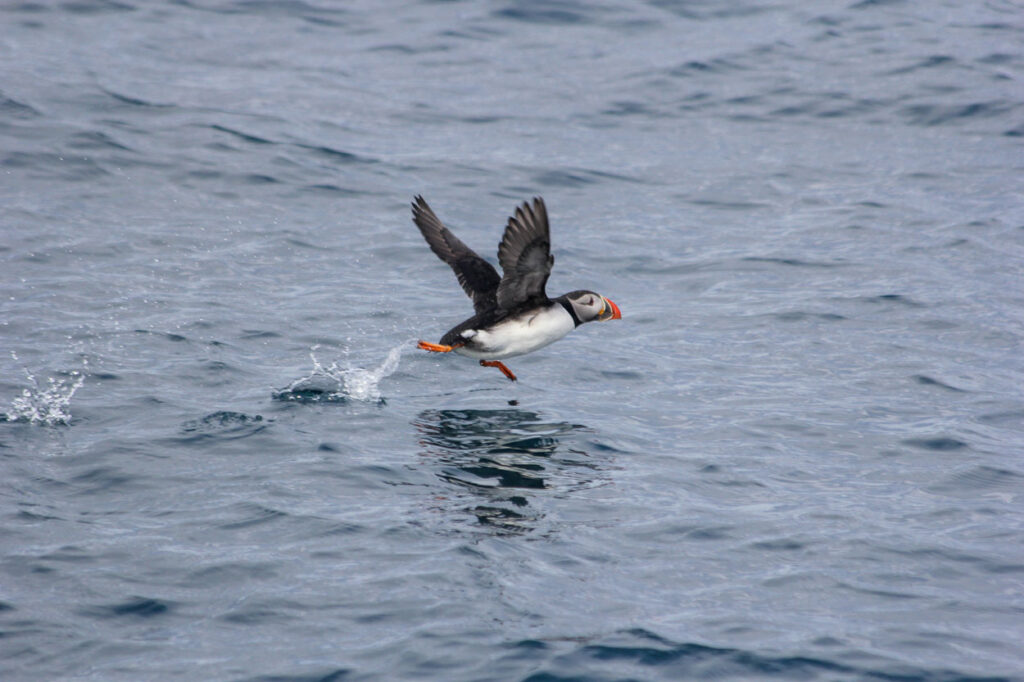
[496, 197, 553, 310]
[412, 196, 500, 314]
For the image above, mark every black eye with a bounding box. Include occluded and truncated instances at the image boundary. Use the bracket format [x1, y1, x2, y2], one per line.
[586, 297, 594, 305]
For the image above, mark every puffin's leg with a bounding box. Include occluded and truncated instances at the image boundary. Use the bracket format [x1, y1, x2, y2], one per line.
[418, 341, 463, 352]
[480, 360, 517, 382]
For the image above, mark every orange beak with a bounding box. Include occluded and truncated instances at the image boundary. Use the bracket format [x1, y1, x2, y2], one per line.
[599, 297, 622, 321]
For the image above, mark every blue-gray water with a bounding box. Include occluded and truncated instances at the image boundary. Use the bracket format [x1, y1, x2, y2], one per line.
[2, 1, 1023, 680]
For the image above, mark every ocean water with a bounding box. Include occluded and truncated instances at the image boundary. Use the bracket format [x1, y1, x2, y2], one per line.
[2, 1, 1023, 680]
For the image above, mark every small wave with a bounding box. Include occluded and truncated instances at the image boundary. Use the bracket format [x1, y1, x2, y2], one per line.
[273, 342, 405, 404]
[883, 54, 957, 76]
[669, 58, 745, 77]
[0, 91, 40, 119]
[912, 374, 966, 392]
[494, 2, 591, 25]
[82, 597, 174, 620]
[209, 123, 274, 146]
[742, 256, 847, 268]
[902, 100, 1018, 127]
[902, 436, 969, 451]
[930, 465, 1024, 495]
[509, 627, 1009, 681]
[1, 353, 86, 426]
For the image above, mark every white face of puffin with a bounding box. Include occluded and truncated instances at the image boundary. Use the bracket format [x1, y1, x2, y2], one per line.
[566, 290, 622, 324]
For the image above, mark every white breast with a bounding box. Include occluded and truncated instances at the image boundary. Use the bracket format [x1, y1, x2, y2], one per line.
[455, 305, 576, 360]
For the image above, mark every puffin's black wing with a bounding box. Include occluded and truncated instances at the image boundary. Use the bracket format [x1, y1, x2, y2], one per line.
[412, 196, 500, 314]
[496, 197, 553, 311]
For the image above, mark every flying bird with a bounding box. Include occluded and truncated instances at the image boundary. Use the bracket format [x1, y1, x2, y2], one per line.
[412, 196, 621, 381]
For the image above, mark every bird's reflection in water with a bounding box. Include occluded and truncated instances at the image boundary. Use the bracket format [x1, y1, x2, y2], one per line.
[413, 408, 603, 534]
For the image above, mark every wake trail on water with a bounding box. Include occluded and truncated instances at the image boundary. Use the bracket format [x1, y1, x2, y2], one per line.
[273, 341, 408, 404]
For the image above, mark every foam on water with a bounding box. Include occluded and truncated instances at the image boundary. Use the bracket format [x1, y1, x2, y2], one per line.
[2, 353, 86, 426]
[275, 342, 406, 403]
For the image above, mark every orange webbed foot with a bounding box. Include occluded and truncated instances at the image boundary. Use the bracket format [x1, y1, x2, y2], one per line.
[418, 340, 463, 353]
[480, 360, 517, 381]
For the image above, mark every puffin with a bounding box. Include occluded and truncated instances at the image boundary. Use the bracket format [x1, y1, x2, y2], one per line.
[412, 195, 621, 381]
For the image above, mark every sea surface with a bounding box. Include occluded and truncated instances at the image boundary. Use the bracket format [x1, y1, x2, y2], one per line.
[2, 1, 1023, 680]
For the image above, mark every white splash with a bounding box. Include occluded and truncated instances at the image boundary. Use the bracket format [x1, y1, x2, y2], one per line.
[4, 353, 86, 425]
[333, 343, 404, 401]
[281, 342, 406, 402]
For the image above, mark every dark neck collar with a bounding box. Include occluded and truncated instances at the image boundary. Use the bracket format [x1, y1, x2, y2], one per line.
[558, 298, 582, 327]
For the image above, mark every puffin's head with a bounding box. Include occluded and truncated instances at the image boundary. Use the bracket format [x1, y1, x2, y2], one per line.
[564, 290, 622, 324]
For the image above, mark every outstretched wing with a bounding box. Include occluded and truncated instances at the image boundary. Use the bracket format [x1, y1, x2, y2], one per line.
[412, 196, 500, 314]
[496, 197, 553, 311]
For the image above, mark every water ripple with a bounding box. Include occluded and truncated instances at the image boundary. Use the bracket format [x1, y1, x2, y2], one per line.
[2, 0, 1022, 679]
[178, 411, 267, 443]
[82, 597, 174, 620]
[505, 628, 1015, 682]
